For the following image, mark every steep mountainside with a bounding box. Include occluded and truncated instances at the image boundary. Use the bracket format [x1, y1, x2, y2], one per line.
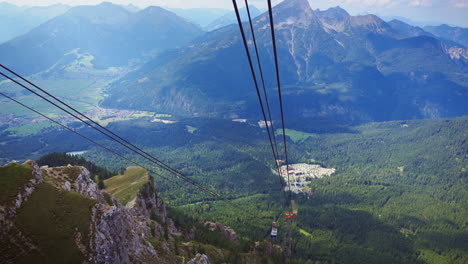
[103, 0, 467, 122]
[0, 2, 203, 75]
[168, 8, 230, 28]
[0, 3, 70, 44]
[0, 162, 178, 263]
[0, 160, 284, 263]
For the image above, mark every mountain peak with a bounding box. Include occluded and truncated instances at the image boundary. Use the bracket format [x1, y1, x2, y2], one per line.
[272, 0, 319, 28]
[140, 6, 166, 14]
[320, 6, 350, 17]
[315, 5, 350, 25]
[66, 2, 131, 25]
[277, 0, 311, 10]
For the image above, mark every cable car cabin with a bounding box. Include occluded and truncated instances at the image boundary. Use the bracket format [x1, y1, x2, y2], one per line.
[271, 222, 278, 239]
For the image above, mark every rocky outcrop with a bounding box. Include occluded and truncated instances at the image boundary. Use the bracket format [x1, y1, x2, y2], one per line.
[1, 161, 179, 263]
[444, 45, 468, 60]
[72, 165, 106, 202]
[1, 161, 250, 264]
[187, 254, 211, 264]
[93, 204, 158, 263]
[203, 221, 238, 242]
[92, 171, 180, 263]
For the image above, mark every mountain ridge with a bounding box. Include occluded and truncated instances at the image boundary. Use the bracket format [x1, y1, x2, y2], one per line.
[0, 159, 284, 263]
[0, 2, 203, 75]
[102, 0, 467, 122]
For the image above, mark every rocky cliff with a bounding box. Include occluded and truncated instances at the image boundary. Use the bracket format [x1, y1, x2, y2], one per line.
[0, 160, 284, 263]
[0, 161, 199, 264]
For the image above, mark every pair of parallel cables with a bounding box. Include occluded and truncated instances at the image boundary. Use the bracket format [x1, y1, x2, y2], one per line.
[0, 64, 243, 210]
[231, 0, 294, 259]
[231, 0, 292, 206]
[0, 0, 293, 229]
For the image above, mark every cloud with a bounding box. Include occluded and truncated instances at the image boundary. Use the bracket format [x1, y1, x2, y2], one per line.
[409, 0, 433, 6]
[449, 0, 468, 8]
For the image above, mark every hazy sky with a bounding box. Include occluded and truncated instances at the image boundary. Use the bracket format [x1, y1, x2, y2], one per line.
[3, 0, 468, 26]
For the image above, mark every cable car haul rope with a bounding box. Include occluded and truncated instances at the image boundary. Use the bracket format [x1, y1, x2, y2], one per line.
[2, 0, 295, 260]
[231, 0, 294, 260]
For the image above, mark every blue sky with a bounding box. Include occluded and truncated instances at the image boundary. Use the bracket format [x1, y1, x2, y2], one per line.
[3, 0, 468, 26]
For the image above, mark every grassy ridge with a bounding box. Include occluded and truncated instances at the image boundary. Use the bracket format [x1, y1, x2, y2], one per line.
[0, 162, 33, 205]
[104, 166, 148, 206]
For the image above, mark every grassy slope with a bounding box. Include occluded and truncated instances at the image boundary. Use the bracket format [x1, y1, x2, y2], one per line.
[0, 163, 97, 264]
[0, 162, 33, 204]
[104, 166, 149, 206]
[14, 183, 97, 263]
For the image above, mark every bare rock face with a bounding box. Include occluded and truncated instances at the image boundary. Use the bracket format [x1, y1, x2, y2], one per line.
[126, 173, 179, 236]
[72, 166, 105, 202]
[2, 161, 226, 263]
[91, 172, 183, 263]
[93, 204, 158, 264]
[89, 170, 178, 263]
[187, 253, 211, 264]
[2, 162, 180, 263]
[203, 221, 238, 242]
[444, 45, 468, 60]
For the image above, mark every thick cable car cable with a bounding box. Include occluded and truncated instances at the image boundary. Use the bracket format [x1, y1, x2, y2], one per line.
[0, 91, 182, 187]
[266, 0, 292, 203]
[1, 64, 209, 185]
[232, 2, 294, 257]
[266, 1, 294, 260]
[244, 0, 281, 162]
[0, 70, 244, 211]
[231, 0, 285, 194]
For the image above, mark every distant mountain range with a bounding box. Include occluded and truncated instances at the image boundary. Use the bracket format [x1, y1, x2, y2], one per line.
[204, 5, 262, 31]
[0, 2, 70, 44]
[424, 24, 468, 47]
[167, 7, 230, 28]
[0, 0, 466, 124]
[102, 0, 467, 123]
[0, 2, 203, 76]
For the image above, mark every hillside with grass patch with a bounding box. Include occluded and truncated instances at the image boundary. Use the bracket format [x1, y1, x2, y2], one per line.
[104, 166, 149, 206]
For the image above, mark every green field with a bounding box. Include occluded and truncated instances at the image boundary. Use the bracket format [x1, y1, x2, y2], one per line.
[0, 76, 114, 135]
[276, 128, 318, 143]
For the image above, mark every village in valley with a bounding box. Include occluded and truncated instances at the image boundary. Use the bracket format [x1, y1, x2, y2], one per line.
[277, 162, 336, 195]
